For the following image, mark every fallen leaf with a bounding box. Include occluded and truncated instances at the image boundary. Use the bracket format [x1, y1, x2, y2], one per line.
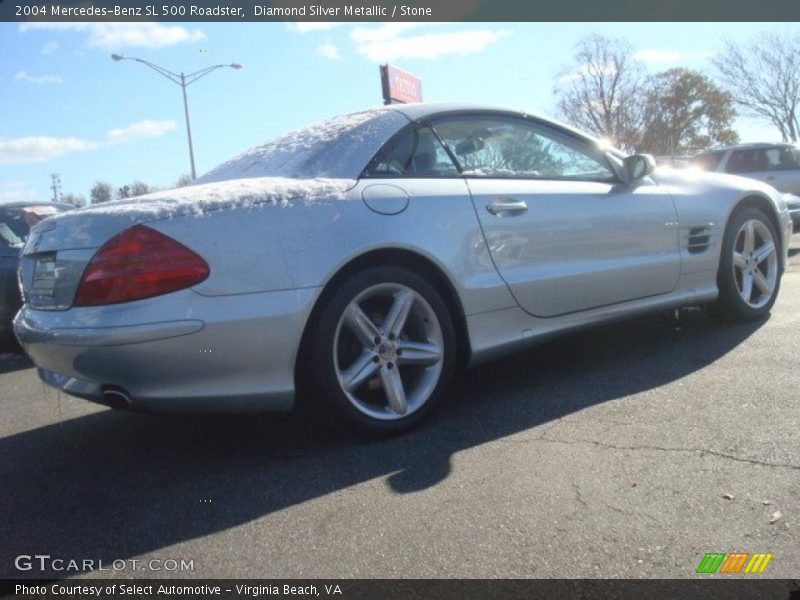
[722, 493, 735, 500]
[770, 511, 782, 524]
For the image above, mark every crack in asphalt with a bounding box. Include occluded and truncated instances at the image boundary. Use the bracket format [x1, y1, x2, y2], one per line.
[571, 479, 660, 525]
[572, 482, 588, 508]
[602, 500, 661, 525]
[503, 434, 800, 472]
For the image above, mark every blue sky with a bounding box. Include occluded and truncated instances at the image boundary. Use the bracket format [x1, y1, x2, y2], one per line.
[1, 21, 796, 204]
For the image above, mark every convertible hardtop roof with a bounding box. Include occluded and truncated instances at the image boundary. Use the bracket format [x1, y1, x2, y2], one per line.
[195, 102, 608, 184]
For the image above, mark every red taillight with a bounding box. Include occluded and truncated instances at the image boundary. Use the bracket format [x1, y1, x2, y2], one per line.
[74, 224, 209, 306]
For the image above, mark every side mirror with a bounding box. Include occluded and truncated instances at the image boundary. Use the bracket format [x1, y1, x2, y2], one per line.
[623, 154, 656, 181]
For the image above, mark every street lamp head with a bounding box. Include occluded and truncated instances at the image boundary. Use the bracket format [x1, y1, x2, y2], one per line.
[230, 63, 242, 69]
[111, 54, 125, 62]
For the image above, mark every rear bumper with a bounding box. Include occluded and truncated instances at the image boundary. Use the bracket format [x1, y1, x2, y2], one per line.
[13, 286, 321, 413]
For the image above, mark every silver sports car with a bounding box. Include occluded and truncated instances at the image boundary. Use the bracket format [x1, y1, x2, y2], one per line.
[14, 103, 793, 434]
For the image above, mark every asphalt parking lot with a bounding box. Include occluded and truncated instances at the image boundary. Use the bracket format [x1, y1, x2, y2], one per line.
[1, 240, 798, 580]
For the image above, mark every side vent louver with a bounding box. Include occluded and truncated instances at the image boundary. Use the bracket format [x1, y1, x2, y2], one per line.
[686, 226, 712, 254]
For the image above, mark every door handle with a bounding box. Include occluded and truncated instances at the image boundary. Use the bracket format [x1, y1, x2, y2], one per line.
[486, 198, 528, 216]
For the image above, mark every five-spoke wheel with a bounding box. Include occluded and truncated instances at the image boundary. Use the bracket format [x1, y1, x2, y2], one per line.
[715, 207, 782, 321]
[731, 219, 778, 309]
[335, 283, 444, 420]
[307, 267, 455, 435]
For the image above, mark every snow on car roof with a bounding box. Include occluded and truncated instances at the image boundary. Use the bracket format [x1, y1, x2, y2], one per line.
[196, 108, 410, 183]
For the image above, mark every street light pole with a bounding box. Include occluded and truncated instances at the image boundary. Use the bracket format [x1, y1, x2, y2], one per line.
[180, 72, 197, 180]
[110, 54, 242, 180]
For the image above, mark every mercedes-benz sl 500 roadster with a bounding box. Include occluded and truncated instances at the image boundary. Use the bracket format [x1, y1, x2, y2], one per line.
[14, 104, 793, 434]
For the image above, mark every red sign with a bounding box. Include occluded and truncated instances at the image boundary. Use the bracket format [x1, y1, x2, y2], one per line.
[380, 64, 422, 105]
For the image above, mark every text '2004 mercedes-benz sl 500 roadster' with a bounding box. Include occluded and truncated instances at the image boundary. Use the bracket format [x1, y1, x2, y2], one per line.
[14, 103, 793, 435]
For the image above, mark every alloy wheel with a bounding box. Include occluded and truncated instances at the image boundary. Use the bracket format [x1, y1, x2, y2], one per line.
[333, 283, 444, 421]
[732, 219, 778, 309]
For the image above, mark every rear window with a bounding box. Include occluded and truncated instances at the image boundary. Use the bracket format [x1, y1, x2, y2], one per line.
[0, 205, 65, 248]
[692, 151, 725, 171]
[196, 109, 408, 183]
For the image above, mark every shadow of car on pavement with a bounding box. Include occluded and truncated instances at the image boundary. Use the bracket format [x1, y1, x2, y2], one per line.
[0, 309, 765, 578]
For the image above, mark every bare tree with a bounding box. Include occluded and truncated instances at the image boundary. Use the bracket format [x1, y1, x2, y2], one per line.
[554, 35, 646, 151]
[713, 30, 800, 142]
[128, 181, 156, 197]
[117, 181, 157, 199]
[174, 174, 193, 188]
[90, 181, 113, 204]
[640, 68, 739, 157]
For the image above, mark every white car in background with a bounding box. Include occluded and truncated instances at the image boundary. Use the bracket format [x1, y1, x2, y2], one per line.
[692, 143, 800, 232]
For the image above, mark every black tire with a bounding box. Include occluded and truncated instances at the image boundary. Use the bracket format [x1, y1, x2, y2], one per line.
[0, 327, 22, 354]
[305, 266, 456, 436]
[712, 206, 782, 322]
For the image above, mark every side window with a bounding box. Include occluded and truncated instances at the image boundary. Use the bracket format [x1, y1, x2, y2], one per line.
[764, 146, 800, 171]
[431, 116, 615, 181]
[409, 128, 459, 176]
[364, 126, 458, 178]
[726, 149, 767, 174]
[0, 222, 24, 248]
[692, 151, 724, 171]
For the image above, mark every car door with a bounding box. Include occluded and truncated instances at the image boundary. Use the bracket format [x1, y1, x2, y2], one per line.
[430, 114, 681, 318]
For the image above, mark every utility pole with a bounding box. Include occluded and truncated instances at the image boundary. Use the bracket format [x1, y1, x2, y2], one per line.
[50, 174, 61, 203]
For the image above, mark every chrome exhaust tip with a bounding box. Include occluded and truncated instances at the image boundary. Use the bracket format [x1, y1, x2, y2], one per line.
[101, 388, 132, 410]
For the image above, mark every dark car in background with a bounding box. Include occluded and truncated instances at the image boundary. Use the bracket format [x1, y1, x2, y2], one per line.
[1, 202, 74, 348]
[692, 143, 800, 232]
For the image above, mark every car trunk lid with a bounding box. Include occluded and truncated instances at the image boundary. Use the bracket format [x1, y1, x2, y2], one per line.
[19, 177, 356, 310]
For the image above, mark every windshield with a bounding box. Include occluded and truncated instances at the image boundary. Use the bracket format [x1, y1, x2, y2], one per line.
[195, 109, 408, 184]
[0, 205, 67, 248]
